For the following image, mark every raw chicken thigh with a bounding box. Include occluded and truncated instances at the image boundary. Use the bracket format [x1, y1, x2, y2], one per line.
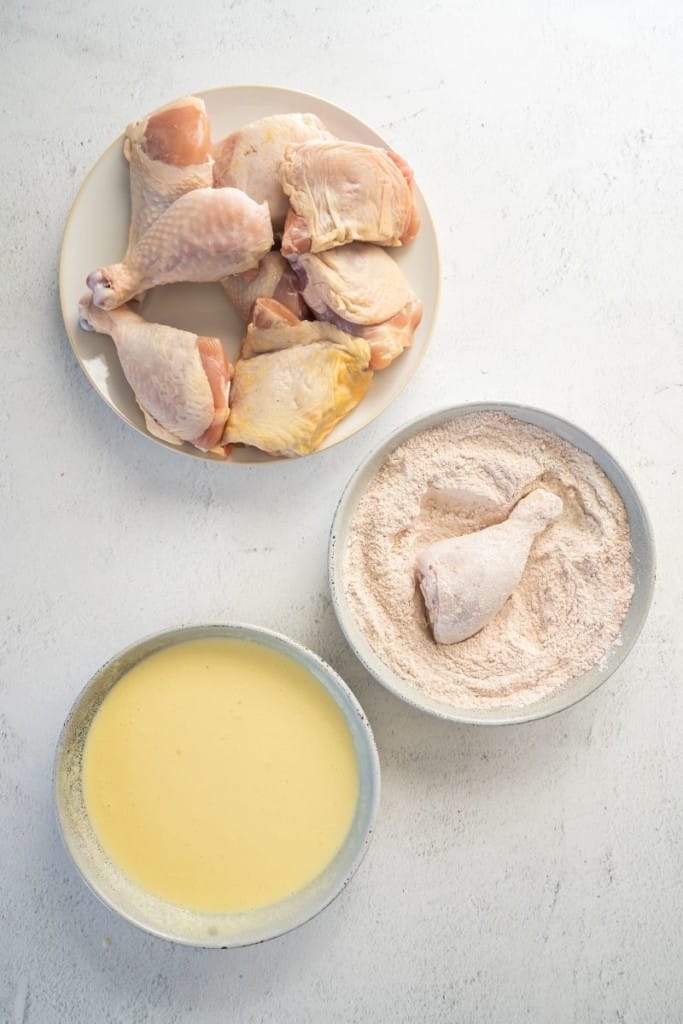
[214, 113, 333, 233]
[224, 299, 372, 456]
[78, 295, 232, 455]
[86, 188, 274, 309]
[123, 95, 214, 259]
[221, 251, 307, 322]
[290, 242, 423, 369]
[416, 488, 564, 644]
[292, 243, 411, 323]
[280, 141, 420, 255]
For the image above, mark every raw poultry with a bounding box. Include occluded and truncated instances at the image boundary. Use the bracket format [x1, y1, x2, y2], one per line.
[416, 489, 564, 644]
[222, 251, 307, 322]
[78, 294, 232, 455]
[224, 299, 372, 457]
[289, 242, 423, 369]
[280, 140, 420, 255]
[79, 95, 424, 457]
[213, 113, 333, 233]
[123, 95, 214, 259]
[86, 187, 274, 309]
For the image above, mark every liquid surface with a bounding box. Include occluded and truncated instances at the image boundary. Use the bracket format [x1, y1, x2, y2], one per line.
[82, 637, 359, 912]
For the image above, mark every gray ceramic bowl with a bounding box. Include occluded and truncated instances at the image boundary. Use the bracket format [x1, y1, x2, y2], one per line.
[329, 403, 655, 725]
[54, 623, 380, 947]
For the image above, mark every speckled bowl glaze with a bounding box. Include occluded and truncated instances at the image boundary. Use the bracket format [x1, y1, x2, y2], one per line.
[329, 402, 656, 725]
[54, 623, 380, 947]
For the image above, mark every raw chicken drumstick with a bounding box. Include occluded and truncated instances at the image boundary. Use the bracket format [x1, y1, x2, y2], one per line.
[290, 243, 423, 369]
[280, 140, 420, 255]
[416, 488, 564, 644]
[78, 294, 233, 455]
[123, 95, 214, 259]
[214, 113, 333, 234]
[86, 187, 274, 309]
[224, 299, 372, 457]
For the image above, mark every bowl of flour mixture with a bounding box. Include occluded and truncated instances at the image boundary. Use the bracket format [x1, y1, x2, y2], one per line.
[330, 404, 654, 724]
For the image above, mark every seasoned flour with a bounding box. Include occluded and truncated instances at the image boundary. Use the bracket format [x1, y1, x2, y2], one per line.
[343, 412, 634, 709]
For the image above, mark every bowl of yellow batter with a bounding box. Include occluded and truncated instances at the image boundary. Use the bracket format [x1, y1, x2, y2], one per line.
[54, 623, 380, 946]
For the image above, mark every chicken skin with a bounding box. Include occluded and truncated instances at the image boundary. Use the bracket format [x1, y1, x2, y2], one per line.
[86, 188, 274, 309]
[355, 297, 423, 370]
[214, 113, 333, 233]
[221, 251, 307, 322]
[78, 294, 233, 455]
[290, 242, 423, 368]
[248, 296, 306, 331]
[416, 489, 564, 644]
[123, 95, 214, 259]
[224, 299, 372, 457]
[76, 95, 425, 460]
[292, 243, 410, 323]
[280, 141, 420, 255]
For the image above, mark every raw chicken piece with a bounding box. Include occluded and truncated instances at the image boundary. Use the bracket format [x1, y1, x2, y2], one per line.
[280, 141, 420, 255]
[290, 243, 423, 369]
[78, 294, 232, 455]
[239, 296, 362, 356]
[221, 251, 307, 322]
[213, 113, 333, 233]
[86, 188, 273, 309]
[239, 297, 338, 356]
[247, 296, 301, 332]
[224, 299, 372, 457]
[357, 298, 423, 370]
[123, 95, 214, 259]
[416, 489, 564, 644]
[292, 243, 411, 324]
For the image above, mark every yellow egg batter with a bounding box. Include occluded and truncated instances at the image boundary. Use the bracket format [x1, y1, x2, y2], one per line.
[82, 636, 359, 913]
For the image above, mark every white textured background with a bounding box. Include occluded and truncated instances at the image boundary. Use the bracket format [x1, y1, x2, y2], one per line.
[2, 1, 682, 1021]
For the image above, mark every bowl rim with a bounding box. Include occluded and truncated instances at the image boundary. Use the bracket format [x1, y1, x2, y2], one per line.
[53, 621, 381, 947]
[329, 401, 656, 726]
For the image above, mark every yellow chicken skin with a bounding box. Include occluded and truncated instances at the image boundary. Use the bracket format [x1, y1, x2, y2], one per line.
[224, 299, 372, 457]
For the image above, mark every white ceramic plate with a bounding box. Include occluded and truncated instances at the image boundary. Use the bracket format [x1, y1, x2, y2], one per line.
[329, 403, 656, 725]
[59, 85, 440, 463]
